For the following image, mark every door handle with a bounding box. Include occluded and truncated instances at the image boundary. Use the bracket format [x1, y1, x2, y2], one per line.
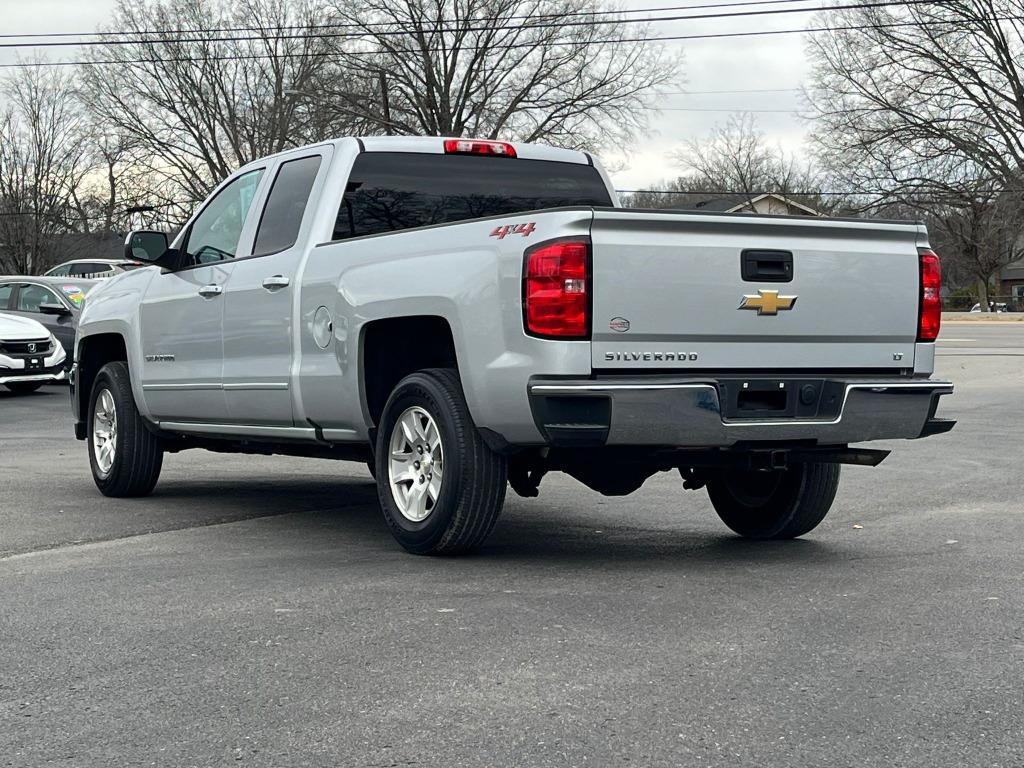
[198, 284, 223, 298]
[262, 275, 290, 290]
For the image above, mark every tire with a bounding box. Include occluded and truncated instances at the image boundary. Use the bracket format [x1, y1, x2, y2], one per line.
[5, 382, 43, 394]
[706, 462, 840, 539]
[88, 361, 164, 497]
[374, 368, 507, 555]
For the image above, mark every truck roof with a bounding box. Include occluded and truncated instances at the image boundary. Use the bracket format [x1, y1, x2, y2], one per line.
[252, 135, 594, 167]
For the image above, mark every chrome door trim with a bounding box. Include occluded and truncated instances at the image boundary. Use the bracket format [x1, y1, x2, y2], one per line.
[222, 382, 289, 391]
[144, 381, 288, 391]
[143, 382, 222, 391]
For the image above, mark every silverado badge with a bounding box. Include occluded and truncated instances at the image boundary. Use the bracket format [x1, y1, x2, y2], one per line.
[739, 289, 797, 315]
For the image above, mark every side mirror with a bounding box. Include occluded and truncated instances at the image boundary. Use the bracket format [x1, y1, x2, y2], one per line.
[38, 302, 72, 316]
[124, 230, 169, 263]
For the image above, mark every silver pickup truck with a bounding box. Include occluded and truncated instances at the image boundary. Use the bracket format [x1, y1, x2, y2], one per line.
[70, 136, 954, 554]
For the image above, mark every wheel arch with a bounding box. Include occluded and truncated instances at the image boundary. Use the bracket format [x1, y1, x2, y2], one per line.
[359, 315, 460, 430]
[75, 331, 131, 438]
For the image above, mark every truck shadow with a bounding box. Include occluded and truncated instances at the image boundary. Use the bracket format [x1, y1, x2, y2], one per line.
[139, 477, 844, 571]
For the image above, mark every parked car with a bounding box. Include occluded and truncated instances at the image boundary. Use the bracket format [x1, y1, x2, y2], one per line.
[0, 277, 98, 370]
[44, 258, 143, 279]
[0, 312, 67, 393]
[969, 302, 1009, 313]
[71, 136, 954, 554]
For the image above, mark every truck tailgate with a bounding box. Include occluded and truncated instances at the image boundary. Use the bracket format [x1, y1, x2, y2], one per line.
[589, 210, 923, 371]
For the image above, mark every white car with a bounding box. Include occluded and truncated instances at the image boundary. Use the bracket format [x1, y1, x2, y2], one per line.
[0, 312, 67, 394]
[970, 302, 1009, 313]
[44, 258, 144, 279]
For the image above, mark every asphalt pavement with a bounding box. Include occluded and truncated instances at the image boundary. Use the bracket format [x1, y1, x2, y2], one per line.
[1, 324, 1022, 767]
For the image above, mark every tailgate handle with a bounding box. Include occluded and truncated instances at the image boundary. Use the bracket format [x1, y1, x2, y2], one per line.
[741, 249, 793, 282]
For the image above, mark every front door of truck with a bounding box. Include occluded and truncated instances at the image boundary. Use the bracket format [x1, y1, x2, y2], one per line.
[138, 168, 266, 423]
[221, 152, 326, 426]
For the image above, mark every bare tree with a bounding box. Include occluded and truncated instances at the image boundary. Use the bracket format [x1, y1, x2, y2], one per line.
[806, 0, 1024, 195]
[80, 0, 359, 213]
[805, 2, 1024, 308]
[318, 0, 677, 152]
[626, 114, 827, 211]
[0, 65, 92, 274]
[927, 183, 1024, 307]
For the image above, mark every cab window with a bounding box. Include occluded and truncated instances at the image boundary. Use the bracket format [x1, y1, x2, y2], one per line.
[17, 284, 61, 312]
[0, 283, 13, 309]
[47, 264, 72, 277]
[182, 169, 264, 267]
[253, 156, 321, 256]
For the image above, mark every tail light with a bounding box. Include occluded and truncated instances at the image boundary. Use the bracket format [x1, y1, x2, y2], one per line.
[524, 240, 590, 338]
[918, 248, 942, 342]
[443, 139, 517, 158]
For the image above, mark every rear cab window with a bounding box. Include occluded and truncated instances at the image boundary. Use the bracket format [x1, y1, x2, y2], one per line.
[332, 153, 613, 240]
[253, 155, 322, 256]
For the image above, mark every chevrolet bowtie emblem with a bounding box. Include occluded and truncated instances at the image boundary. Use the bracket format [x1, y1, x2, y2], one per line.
[739, 289, 797, 315]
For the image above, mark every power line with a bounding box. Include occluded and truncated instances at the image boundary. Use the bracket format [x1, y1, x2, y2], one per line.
[0, 0, 863, 42]
[0, 0, 946, 50]
[0, 16, 990, 70]
[663, 88, 802, 94]
[616, 188, 873, 195]
[649, 107, 801, 111]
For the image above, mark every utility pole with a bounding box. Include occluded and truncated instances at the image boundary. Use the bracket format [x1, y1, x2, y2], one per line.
[379, 71, 393, 136]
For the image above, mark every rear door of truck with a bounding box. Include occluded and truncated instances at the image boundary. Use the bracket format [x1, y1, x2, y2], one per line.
[588, 209, 924, 372]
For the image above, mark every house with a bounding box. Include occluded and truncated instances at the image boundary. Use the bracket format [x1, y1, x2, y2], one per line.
[691, 193, 820, 217]
[999, 258, 1024, 301]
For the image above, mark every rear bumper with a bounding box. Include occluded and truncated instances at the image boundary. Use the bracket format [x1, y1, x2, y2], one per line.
[528, 376, 954, 447]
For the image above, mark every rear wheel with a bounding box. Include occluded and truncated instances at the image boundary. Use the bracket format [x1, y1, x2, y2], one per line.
[4, 381, 43, 394]
[706, 462, 840, 539]
[88, 361, 164, 497]
[375, 368, 507, 555]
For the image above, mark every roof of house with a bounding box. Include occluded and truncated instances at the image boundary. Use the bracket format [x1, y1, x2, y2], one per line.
[690, 192, 820, 216]
[1002, 259, 1024, 279]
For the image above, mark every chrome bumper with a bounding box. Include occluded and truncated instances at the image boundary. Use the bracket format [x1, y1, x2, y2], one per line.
[528, 377, 954, 447]
[0, 369, 65, 385]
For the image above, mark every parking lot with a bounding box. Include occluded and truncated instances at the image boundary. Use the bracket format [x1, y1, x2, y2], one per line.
[2, 324, 1022, 767]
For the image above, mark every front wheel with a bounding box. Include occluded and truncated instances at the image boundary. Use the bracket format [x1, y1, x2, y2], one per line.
[705, 462, 841, 539]
[88, 361, 164, 497]
[375, 368, 507, 555]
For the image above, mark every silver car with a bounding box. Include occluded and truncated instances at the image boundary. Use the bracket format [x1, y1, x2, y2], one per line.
[0, 277, 98, 370]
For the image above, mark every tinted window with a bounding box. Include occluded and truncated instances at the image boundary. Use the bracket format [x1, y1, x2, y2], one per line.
[183, 169, 264, 266]
[16, 284, 60, 312]
[71, 263, 107, 277]
[332, 153, 613, 240]
[47, 264, 72, 277]
[253, 156, 321, 255]
[0, 283, 12, 308]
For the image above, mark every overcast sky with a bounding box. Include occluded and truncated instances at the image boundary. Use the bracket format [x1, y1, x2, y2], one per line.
[0, 0, 814, 192]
